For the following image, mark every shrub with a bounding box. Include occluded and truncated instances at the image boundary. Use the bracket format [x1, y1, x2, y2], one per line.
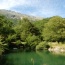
[36, 41, 50, 50]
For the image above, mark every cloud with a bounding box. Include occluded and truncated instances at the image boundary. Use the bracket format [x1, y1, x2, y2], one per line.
[0, 0, 29, 9]
[0, 0, 40, 9]
[0, 0, 65, 17]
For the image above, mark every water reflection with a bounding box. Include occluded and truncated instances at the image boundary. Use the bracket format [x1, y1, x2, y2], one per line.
[1, 50, 65, 65]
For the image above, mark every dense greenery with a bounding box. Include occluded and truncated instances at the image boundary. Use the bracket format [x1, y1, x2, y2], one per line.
[0, 15, 65, 55]
[42, 16, 65, 42]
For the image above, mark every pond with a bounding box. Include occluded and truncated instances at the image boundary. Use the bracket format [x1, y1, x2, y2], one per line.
[1, 50, 65, 65]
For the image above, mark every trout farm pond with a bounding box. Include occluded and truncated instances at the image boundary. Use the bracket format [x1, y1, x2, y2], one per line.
[1, 50, 65, 65]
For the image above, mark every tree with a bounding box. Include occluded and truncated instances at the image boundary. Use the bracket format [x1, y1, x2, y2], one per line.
[42, 16, 65, 42]
[26, 34, 40, 49]
[14, 18, 40, 41]
[0, 15, 14, 39]
[33, 18, 49, 32]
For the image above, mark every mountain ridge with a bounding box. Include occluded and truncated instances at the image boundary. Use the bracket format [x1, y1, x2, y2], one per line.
[0, 9, 43, 21]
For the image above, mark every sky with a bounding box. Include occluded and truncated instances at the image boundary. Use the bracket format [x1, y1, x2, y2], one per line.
[0, 0, 65, 18]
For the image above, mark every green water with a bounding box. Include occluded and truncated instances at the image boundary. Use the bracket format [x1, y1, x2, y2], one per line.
[2, 50, 65, 65]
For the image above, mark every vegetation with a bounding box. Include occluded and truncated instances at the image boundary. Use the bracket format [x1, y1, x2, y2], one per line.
[42, 16, 65, 42]
[36, 41, 50, 50]
[0, 15, 65, 56]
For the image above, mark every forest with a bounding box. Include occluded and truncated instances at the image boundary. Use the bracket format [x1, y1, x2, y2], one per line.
[0, 15, 65, 56]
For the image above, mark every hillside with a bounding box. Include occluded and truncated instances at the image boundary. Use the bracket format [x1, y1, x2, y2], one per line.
[0, 9, 43, 21]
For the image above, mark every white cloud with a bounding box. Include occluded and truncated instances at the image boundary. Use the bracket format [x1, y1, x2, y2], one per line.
[0, 0, 64, 17]
[0, 0, 29, 9]
[0, 0, 40, 9]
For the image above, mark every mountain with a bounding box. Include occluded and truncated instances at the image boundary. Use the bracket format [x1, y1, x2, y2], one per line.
[0, 9, 43, 21]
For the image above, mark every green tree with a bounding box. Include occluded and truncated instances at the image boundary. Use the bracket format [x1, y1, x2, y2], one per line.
[26, 34, 40, 49]
[0, 15, 14, 40]
[33, 18, 49, 32]
[42, 16, 65, 42]
[14, 18, 40, 41]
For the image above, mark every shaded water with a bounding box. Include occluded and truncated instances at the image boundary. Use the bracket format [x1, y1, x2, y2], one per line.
[1, 50, 65, 65]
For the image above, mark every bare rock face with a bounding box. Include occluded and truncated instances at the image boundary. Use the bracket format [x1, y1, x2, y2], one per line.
[0, 9, 43, 21]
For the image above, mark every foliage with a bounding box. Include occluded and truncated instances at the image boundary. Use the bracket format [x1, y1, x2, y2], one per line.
[6, 34, 17, 42]
[0, 15, 65, 53]
[16, 40, 21, 45]
[36, 41, 50, 50]
[26, 34, 40, 49]
[32, 18, 49, 32]
[42, 16, 65, 42]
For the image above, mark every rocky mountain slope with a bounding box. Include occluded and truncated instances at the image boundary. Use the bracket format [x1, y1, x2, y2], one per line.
[0, 9, 43, 21]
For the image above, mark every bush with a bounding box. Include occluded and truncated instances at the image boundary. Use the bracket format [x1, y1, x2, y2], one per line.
[36, 41, 50, 50]
[16, 40, 21, 45]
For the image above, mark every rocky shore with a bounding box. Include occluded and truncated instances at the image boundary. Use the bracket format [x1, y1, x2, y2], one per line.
[48, 42, 65, 53]
[48, 46, 65, 53]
